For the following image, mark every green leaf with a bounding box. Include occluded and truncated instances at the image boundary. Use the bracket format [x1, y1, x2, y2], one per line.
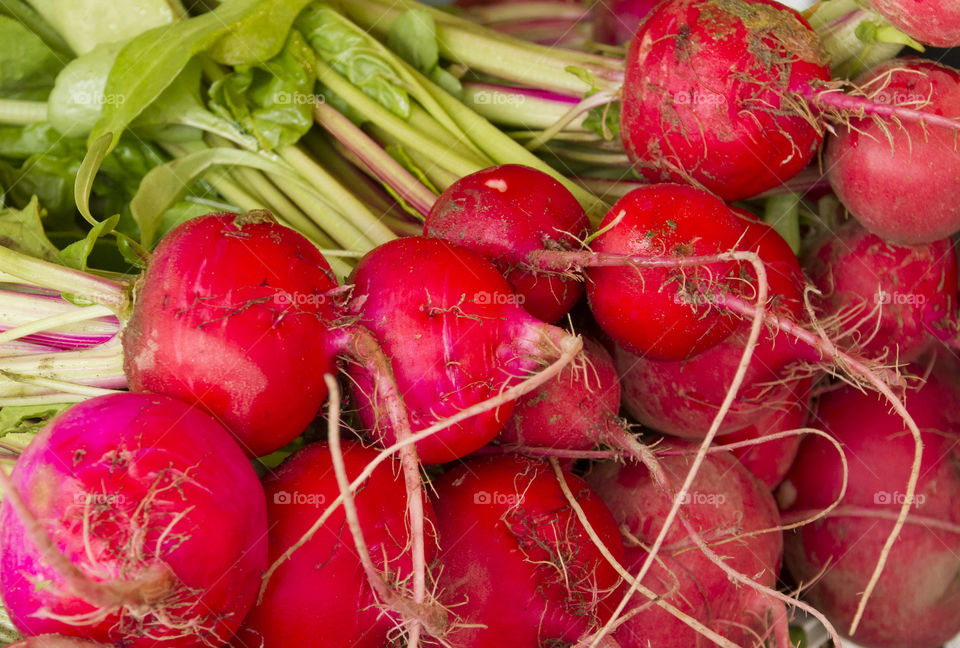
[77, 0, 265, 217]
[208, 30, 317, 150]
[0, 196, 61, 262]
[0, 15, 65, 100]
[59, 213, 120, 270]
[297, 4, 411, 119]
[387, 10, 438, 74]
[210, 0, 315, 65]
[47, 41, 123, 138]
[583, 98, 620, 140]
[429, 66, 463, 99]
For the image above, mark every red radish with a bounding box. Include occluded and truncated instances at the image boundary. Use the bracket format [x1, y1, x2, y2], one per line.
[432, 455, 625, 647]
[587, 440, 788, 647]
[583, 185, 749, 360]
[122, 211, 340, 458]
[425, 164, 590, 323]
[239, 441, 436, 648]
[825, 59, 960, 244]
[723, 377, 812, 489]
[592, 0, 660, 45]
[499, 335, 623, 450]
[613, 210, 808, 437]
[807, 219, 959, 361]
[0, 393, 267, 647]
[779, 362, 960, 648]
[620, 0, 831, 200]
[345, 236, 579, 464]
[869, 0, 960, 47]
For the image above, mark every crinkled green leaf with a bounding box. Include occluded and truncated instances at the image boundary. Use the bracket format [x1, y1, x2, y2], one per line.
[0, 15, 65, 100]
[0, 403, 69, 438]
[77, 0, 265, 217]
[583, 98, 620, 141]
[297, 4, 410, 119]
[387, 10, 438, 74]
[0, 196, 60, 262]
[209, 30, 317, 150]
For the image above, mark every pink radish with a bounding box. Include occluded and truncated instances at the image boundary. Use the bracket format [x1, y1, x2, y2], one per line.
[432, 454, 625, 647]
[807, 219, 959, 361]
[122, 211, 341, 458]
[779, 360, 960, 648]
[238, 441, 436, 648]
[868, 0, 960, 47]
[825, 59, 960, 244]
[0, 393, 267, 647]
[424, 164, 590, 323]
[345, 236, 580, 465]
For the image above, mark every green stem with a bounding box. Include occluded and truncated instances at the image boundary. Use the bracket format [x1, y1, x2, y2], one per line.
[0, 100, 48, 125]
[0, 247, 127, 312]
[0, 0, 74, 57]
[462, 84, 588, 131]
[277, 145, 396, 246]
[341, 0, 622, 95]
[0, 305, 114, 346]
[763, 193, 802, 255]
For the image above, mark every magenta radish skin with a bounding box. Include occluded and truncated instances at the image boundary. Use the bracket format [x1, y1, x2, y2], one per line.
[825, 59, 960, 244]
[620, 0, 830, 201]
[499, 335, 621, 449]
[432, 455, 625, 647]
[238, 441, 435, 648]
[779, 363, 960, 648]
[0, 393, 267, 647]
[588, 441, 787, 647]
[585, 184, 750, 361]
[122, 211, 340, 458]
[425, 164, 590, 323]
[807, 220, 958, 362]
[869, 0, 960, 46]
[347, 237, 568, 464]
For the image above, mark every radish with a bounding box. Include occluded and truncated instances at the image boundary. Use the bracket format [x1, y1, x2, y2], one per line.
[825, 58, 960, 244]
[431, 454, 625, 647]
[0, 392, 267, 647]
[587, 440, 789, 647]
[344, 236, 581, 464]
[424, 163, 590, 323]
[868, 0, 960, 47]
[122, 210, 342, 458]
[239, 440, 436, 648]
[779, 360, 960, 648]
[807, 219, 959, 361]
[499, 335, 623, 450]
[722, 376, 812, 489]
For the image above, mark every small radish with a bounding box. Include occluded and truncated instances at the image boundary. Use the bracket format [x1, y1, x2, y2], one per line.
[122, 210, 341, 458]
[345, 236, 581, 464]
[825, 59, 960, 244]
[779, 360, 960, 648]
[588, 440, 789, 647]
[239, 441, 436, 648]
[0, 393, 267, 647]
[868, 0, 960, 47]
[807, 219, 959, 361]
[432, 455, 625, 647]
[425, 164, 590, 323]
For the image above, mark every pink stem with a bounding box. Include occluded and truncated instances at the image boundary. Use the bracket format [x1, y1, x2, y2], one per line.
[811, 88, 960, 133]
